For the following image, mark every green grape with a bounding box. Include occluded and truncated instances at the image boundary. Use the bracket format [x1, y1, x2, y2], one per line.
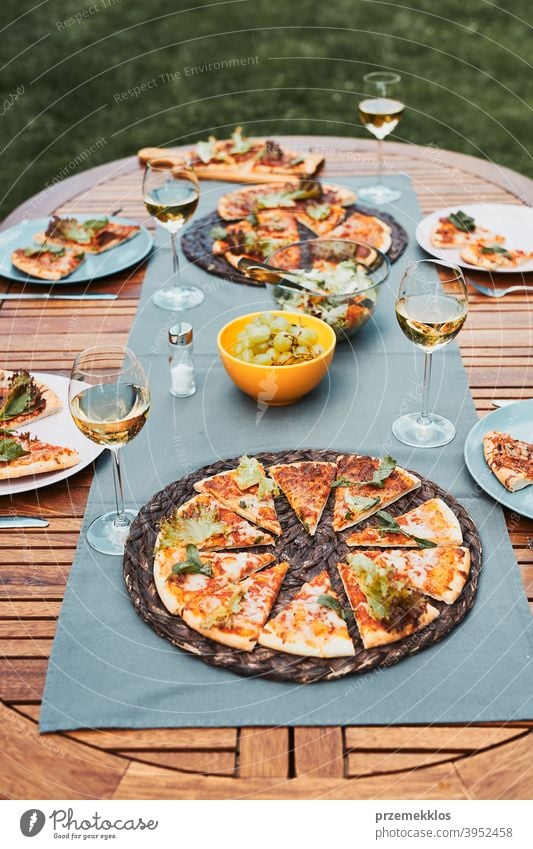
[240, 349, 253, 363]
[294, 345, 309, 356]
[247, 326, 271, 345]
[273, 332, 292, 352]
[254, 352, 274, 365]
[277, 351, 292, 364]
[254, 341, 269, 353]
[258, 312, 274, 325]
[311, 344, 325, 357]
[270, 316, 289, 332]
[298, 327, 318, 345]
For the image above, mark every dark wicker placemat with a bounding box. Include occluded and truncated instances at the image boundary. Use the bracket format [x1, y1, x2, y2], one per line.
[123, 450, 482, 684]
[182, 203, 409, 287]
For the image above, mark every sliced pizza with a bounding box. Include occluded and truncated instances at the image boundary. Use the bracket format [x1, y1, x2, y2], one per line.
[268, 460, 336, 535]
[430, 210, 505, 248]
[327, 212, 392, 253]
[0, 370, 62, 428]
[0, 429, 79, 480]
[155, 493, 275, 554]
[483, 430, 533, 492]
[181, 561, 288, 650]
[154, 543, 275, 615]
[337, 554, 440, 649]
[332, 454, 420, 532]
[293, 203, 347, 236]
[258, 570, 354, 657]
[211, 209, 300, 270]
[217, 181, 356, 221]
[355, 547, 470, 605]
[11, 244, 84, 281]
[35, 216, 140, 254]
[194, 455, 282, 535]
[346, 497, 463, 548]
[460, 243, 533, 271]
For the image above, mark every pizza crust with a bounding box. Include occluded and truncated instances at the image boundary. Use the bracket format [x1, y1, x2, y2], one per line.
[0, 447, 80, 479]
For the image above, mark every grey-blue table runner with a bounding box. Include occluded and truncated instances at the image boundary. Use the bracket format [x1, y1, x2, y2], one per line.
[40, 175, 533, 731]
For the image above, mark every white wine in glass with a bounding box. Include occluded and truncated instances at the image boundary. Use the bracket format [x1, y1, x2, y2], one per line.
[358, 72, 404, 206]
[69, 346, 150, 555]
[393, 260, 468, 448]
[143, 157, 203, 312]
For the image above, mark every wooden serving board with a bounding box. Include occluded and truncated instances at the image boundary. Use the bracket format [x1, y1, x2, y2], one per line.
[123, 449, 482, 684]
[181, 203, 409, 287]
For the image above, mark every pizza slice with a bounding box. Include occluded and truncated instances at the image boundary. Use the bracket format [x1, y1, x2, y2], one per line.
[217, 181, 356, 221]
[211, 209, 300, 271]
[11, 244, 84, 281]
[460, 243, 533, 271]
[327, 212, 392, 253]
[155, 493, 275, 554]
[0, 370, 62, 428]
[483, 431, 533, 492]
[354, 547, 471, 605]
[181, 561, 288, 650]
[346, 497, 463, 548]
[35, 216, 140, 254]
[430, 210, 505, 248]
[154, 543, 275, 615]
[332, 454, 420, 532]
[337, 554, 440, 649]
[258, 570, 354, 657]
[250, 139, 324, 179]
[194, 455, 282, 535]
[268, 461, 336, 535]
[0, 429, 80, 480]
[294, 203, 347, 235]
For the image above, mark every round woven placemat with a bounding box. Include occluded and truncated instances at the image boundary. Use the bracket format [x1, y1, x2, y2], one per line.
[181, 203, 409, 287]
[123, 449, 482, 683]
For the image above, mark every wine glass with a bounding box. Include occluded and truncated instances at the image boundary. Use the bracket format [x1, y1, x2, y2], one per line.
[393, 259, 468, 448]
[358, 71, 404, 206]
[69, 346, 150, 555]
[143, 157, 204, 311]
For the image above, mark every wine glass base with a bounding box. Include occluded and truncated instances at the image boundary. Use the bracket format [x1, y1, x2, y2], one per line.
[357, 184, 402, 205]
[392, 412, 456, 449]
[152, 286, 204, 312]
[87, 510, 138, 555]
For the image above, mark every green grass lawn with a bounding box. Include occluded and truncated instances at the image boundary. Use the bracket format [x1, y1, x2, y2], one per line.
[1, 0, 531, 218]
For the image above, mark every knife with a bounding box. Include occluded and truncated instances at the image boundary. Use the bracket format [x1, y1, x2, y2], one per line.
[0, 515, 49, 528]
[492, 399, 519, 408]
[0, 293, 117, 300]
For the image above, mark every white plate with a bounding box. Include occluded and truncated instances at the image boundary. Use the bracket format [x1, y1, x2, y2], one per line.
[464, 399, 533, 519]
[0, 372, 104, 496]
[416, 203, 533, 274]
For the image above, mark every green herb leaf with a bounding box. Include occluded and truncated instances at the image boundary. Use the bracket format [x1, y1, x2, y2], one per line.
[344, 493, 380, 515]
[83, 218, 108, 233]
[239, 500, 247, 509]
[157, 506, 227, 550]
[45, 216, 92, 244]
[230, 127, 253, 155]
[288, 156, 305, 166]
[0, 371, 42, 422]
[209, 225, 228, 240]
[195, 136, 219, 164]
[234, 455, 279, 500]
[306, 203, 331, 221]
[0, 435, 29, 462]
[331, 477, 361, 488]
[375, 510, 437, 548]
[448, 210, 476, 233]
[24, 243, 66, 257]
[255, 191, 295, 210]
[357, 456, 397, 488]
[480, 244, 512, 257]
[200, 585, 245, 629]
[171, 543, 213, 577]
[317, 593, 349, 620]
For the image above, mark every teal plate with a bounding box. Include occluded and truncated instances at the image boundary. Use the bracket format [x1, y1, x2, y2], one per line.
[0, 215, 153, 285]
[464, 399, 533, 519]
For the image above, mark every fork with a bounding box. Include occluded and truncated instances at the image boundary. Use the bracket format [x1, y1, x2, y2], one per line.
[467, 278, 533, 298]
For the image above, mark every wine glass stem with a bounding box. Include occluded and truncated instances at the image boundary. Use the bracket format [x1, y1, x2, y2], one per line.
[418, 352, 433, 426]
[110, 447, 129, 529]
[171, 231, 181, 292]
[377, 139, 383, 186]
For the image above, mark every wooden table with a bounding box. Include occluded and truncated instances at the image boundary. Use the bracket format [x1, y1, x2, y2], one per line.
[1, 138, 532, 801]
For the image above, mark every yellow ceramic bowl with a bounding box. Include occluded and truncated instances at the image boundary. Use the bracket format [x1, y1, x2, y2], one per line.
[217, 311, 336, 406]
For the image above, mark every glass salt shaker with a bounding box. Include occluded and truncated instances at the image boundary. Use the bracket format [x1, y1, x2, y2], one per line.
[168, 322, 196, 397]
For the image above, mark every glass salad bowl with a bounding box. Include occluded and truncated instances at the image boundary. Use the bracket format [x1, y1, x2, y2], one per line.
[267, 239, 390, 340]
